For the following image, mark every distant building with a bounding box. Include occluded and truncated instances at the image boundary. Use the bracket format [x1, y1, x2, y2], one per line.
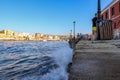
[101, 0, 120, 39]
[42, 34, 49, 40]
[35, 33, 41, 40]
[13, 32, 29, 40]
[0, 30, 14, 40]
[54, 35, 60, 40]
[0, 29, 68, 41]
[0, 30, 6, 38]
[28, 34, 35, 40]
[0, 30, 14, 36]
[48, 35, 54, 40]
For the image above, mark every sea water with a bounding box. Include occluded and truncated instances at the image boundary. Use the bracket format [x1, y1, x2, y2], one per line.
[0, 41, 73, 80]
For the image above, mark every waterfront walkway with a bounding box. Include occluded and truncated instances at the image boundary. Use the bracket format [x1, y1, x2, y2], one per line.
[69, 40, 120, 80]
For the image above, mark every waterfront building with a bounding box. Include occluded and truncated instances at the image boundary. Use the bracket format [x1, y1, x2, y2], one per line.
[42, 34, 49, 40]
[0, 30, 14, 40]
[59, 35, 69, 41]
[0, 31, 6, 39]
[101, 0, 120, 39]
[54, 35, 60, 40]
[0, 30, 14, 36]
[35, 33, 41, 40]
[13, 32, 30, 41]
[48, 35, 54, 40]
[28, 34, 35, 40]
[0, 29, 68, 41]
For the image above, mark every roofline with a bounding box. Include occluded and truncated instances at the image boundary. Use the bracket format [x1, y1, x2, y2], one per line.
[101, 0, 119, 14]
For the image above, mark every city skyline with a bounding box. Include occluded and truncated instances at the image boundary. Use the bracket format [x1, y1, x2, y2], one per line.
[0, 29, 68, 41]
[0, 0, 112, 35]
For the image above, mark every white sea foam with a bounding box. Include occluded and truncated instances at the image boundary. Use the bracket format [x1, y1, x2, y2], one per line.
[15, 41, 73, 80]
[18, 68, 68, 80]
[52, 44, 73, 70]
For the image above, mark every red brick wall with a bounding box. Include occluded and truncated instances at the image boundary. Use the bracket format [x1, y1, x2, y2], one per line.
[101, 0, 120, 29]
[110, 0, 120, 19]
[102, 10, 109, 20]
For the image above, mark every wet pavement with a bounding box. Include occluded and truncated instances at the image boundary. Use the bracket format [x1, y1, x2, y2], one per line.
[69, 40, 120, 80]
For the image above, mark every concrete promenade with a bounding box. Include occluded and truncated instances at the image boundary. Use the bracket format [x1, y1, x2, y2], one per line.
[69, 40, 120, 80]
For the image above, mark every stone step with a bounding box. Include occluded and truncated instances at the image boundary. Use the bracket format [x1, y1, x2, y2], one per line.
[76, 43, 117, 49]
[75, 49, 120, 53]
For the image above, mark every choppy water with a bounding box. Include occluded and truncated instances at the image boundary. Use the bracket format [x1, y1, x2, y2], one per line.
[0, 41, 73, 80]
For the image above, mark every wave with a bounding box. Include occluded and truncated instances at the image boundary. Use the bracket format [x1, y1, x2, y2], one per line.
[0, 41, 73, 80]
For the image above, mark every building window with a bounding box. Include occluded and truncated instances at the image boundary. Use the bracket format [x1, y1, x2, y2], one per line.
[119, 3, 120, 12]
[102, 15, 103, 20]
[105, 12, 108, 19]
[111, 7, 114, 16]
[114, 23, 116, 29]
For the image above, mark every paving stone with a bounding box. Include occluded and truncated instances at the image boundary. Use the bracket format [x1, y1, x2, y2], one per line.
[69, 40, 120, 80]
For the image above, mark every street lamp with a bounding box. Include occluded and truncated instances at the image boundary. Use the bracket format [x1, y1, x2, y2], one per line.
[73, 21, 76, 51]
[73, 21, 76, 40]
[70, 30, 72, 39]
[97, 0, 102, 40]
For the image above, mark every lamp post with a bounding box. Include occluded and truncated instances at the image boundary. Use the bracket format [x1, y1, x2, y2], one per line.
[97, 0, 102, 40]
[73, 21, 76, 51]
[73, 21, 76, 40]
[70, 30, 72, 39]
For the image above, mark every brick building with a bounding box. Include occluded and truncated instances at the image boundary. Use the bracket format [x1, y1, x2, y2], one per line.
[101, 0, 120, 39]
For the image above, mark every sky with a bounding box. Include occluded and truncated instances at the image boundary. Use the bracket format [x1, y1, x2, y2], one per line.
[0, 0, 112, 35]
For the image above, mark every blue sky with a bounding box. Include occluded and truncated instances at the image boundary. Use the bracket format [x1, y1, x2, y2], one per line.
[0, 0, 112, 35]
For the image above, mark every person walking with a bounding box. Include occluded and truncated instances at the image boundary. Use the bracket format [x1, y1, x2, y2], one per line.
[92, 13, 98, 41]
